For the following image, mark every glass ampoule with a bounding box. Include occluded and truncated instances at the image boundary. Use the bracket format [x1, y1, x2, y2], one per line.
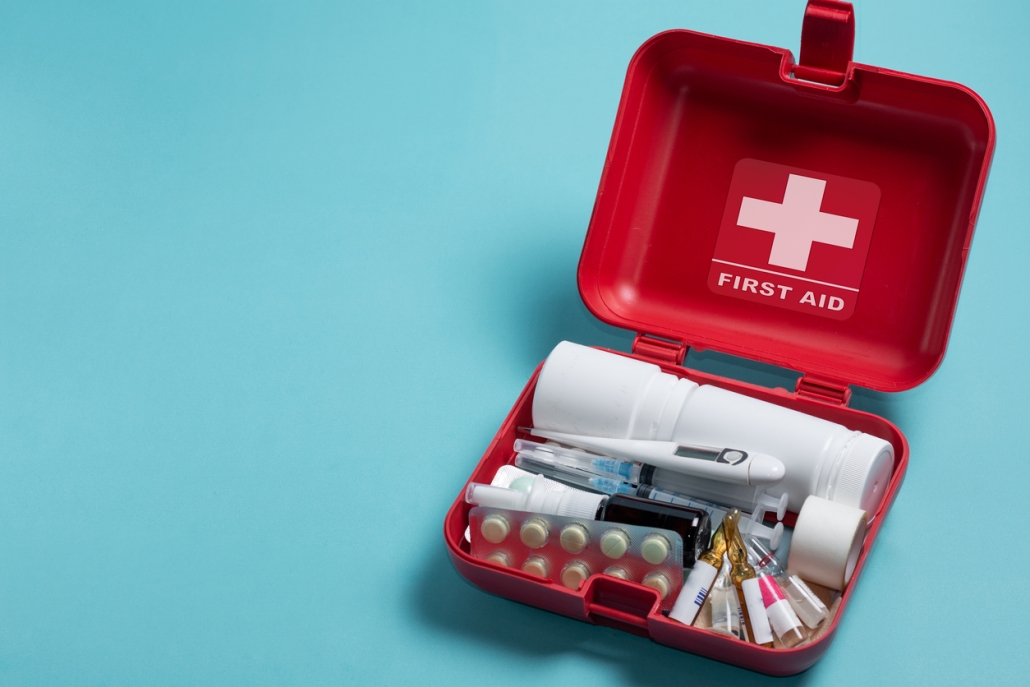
[741, 537, 807, 647]
[708, 553, 743, 641]
[724, 510, 773, 647]
[745, 535, 829, 629]
[669, 521, 727, 626]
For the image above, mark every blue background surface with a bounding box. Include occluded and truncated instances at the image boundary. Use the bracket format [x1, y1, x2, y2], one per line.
[0, 1, 1027, 684]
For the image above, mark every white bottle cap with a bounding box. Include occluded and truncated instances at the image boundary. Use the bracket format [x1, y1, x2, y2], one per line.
[831, 434, 894, 514]
[554, 489, 606, 519]
[788, 496, 867, 591]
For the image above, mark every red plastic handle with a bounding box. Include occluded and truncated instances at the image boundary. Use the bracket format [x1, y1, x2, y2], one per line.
[796, 0, 855, 85]
[583, 576, 660, 638]
[587, 603, 651, 637]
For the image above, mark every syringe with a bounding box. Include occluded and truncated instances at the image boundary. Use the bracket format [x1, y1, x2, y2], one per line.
[515, 445, 783, 548]
[513, 439, 788, 520]
[526, 428, 785, 486]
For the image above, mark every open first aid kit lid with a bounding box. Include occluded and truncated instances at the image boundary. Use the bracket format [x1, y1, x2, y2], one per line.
[578, 1, 995, 393]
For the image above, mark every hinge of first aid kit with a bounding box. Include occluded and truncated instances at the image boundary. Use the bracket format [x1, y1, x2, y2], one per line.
[631, 334, 688, 365]
[795, 374, 852, 406]
[794, 0, 855, 86]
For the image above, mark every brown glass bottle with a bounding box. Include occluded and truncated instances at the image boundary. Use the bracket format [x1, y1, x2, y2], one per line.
[596, 494, 711, 567]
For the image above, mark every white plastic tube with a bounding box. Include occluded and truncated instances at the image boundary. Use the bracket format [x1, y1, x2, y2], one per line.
[466, 475, 605, 520]
[532, 342, 895, 513]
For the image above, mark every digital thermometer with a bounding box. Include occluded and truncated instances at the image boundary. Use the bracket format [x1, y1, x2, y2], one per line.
[524, 429, 785, 487]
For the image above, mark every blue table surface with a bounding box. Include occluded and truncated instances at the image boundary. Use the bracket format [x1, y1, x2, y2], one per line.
[1, 1, 1027, 685]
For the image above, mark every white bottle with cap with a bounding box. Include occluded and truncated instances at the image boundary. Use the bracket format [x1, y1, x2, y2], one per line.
[531, 342, 895, 513]
[466, 475, 607, 520]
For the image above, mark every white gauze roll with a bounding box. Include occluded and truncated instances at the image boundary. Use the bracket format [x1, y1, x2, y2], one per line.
[787, 496, 867, 591]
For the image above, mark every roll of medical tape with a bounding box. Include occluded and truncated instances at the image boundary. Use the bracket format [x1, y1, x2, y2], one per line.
[787, 496, 867, 591]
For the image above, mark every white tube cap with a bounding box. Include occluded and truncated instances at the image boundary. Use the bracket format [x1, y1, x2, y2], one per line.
[555, 490, 606, 519]
[832, 434, 894, 514]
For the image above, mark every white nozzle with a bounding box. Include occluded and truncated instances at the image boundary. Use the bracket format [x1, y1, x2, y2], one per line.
[465, 475, 606, 520]
[465, 483, 529, 511]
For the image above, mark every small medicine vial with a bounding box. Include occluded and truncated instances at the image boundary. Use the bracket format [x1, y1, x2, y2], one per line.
[559, 523, 590, 554]
[604, 566, 629, 580]
[641, 533, 671, 565]
[709, 554, 743, 640]
[560, 561, 592, 590]
[600, 528, 631, 559]
[522, 556, 549, 578]
[520, 517, 550, 548]
[485, 551, 511, 567]
[480, 514, 510, 544]
[642, 571, 671, 600]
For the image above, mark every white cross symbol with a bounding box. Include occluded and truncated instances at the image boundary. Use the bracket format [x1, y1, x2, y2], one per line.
[737, 174, 859, 272]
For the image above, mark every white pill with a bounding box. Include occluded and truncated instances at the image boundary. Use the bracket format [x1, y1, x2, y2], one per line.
[520, 518, 550, 548]
[642, 571, 671, 600]
[641, 533, 671, 565]
[480, 514, 510, 544]
[522, 556, 549, 578]
[560, 561, 591, 590]
[604, 566, 629, 580]
[560, 523, 590, 554]
[485, 551, 511, 567]
[600, 528, 631, 559]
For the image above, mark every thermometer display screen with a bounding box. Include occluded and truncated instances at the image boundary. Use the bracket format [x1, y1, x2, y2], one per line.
[673, 446, 721, 461]
[674, 446, 749, 466]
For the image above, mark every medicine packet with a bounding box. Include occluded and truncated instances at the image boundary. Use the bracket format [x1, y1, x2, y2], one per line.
[469, 505, 684, 611]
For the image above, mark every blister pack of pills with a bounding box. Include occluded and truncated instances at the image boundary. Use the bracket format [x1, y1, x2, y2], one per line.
[469, 506, 684, 611]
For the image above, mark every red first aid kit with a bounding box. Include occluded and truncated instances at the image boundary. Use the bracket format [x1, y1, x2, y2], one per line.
[443, 1, 994, 675]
